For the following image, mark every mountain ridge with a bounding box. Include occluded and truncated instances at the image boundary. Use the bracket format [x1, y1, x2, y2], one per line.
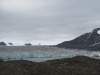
[57, 28, 100, 50]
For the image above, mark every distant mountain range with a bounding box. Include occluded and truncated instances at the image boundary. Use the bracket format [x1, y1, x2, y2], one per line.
[0, 42, 33, 46]
[24, 43, 32, 46]
[57, 28, 100, 50]
[0, 42, 6, 46]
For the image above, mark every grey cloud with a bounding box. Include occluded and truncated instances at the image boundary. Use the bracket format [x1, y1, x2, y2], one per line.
[0, 0, 100, 45]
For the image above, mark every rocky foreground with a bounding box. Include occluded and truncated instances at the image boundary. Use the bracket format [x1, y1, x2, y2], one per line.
[0, 56, 100, 75]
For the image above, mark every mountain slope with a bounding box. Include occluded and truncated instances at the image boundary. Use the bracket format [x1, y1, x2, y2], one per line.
[0, 42, 6, 46]
[57, 28, 100, 50]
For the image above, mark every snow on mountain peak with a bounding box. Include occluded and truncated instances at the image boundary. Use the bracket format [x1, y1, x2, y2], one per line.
[57, 28, 100, 50]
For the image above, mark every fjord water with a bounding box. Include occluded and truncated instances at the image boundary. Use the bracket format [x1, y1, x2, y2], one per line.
[0, 46, 100, 62]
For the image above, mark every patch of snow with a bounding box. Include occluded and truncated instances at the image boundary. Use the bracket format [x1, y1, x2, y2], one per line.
[96, 37, 100, 40]
[89, 42, 100, 46]
[83, 39, 87, 42]
[87, 35, 91, 39]
[78, 39, 81, 42]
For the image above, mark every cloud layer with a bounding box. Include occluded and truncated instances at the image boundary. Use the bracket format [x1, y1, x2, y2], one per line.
[0, 0, 100, 45]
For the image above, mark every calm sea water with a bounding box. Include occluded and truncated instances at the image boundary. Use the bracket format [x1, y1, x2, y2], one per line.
[0, 46, 100, 62]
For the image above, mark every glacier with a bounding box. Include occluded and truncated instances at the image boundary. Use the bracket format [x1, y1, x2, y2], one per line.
[0, 46, 100, 62]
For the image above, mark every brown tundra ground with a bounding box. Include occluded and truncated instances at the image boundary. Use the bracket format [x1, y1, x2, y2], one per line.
[0, 56, 100, 75]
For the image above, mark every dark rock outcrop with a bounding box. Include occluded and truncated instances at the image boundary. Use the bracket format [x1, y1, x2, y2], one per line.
[57, 28, 100, 50]
[24, 43, 32, 46]
[0, 42, 6, 46]
[8, 43, 13, 45]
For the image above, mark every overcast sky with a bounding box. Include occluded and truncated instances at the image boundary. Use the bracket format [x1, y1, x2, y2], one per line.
[0, 0, 100, 45]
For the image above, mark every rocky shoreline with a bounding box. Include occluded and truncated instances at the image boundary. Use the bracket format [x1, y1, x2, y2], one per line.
[0, 56, 100, 75]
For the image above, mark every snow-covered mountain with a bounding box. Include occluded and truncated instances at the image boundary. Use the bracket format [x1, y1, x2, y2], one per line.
[57, 28, 100, 50]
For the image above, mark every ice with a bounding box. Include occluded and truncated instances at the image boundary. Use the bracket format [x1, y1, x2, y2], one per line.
[93, 53, 100, 57]
[0, 46, 100, 61]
